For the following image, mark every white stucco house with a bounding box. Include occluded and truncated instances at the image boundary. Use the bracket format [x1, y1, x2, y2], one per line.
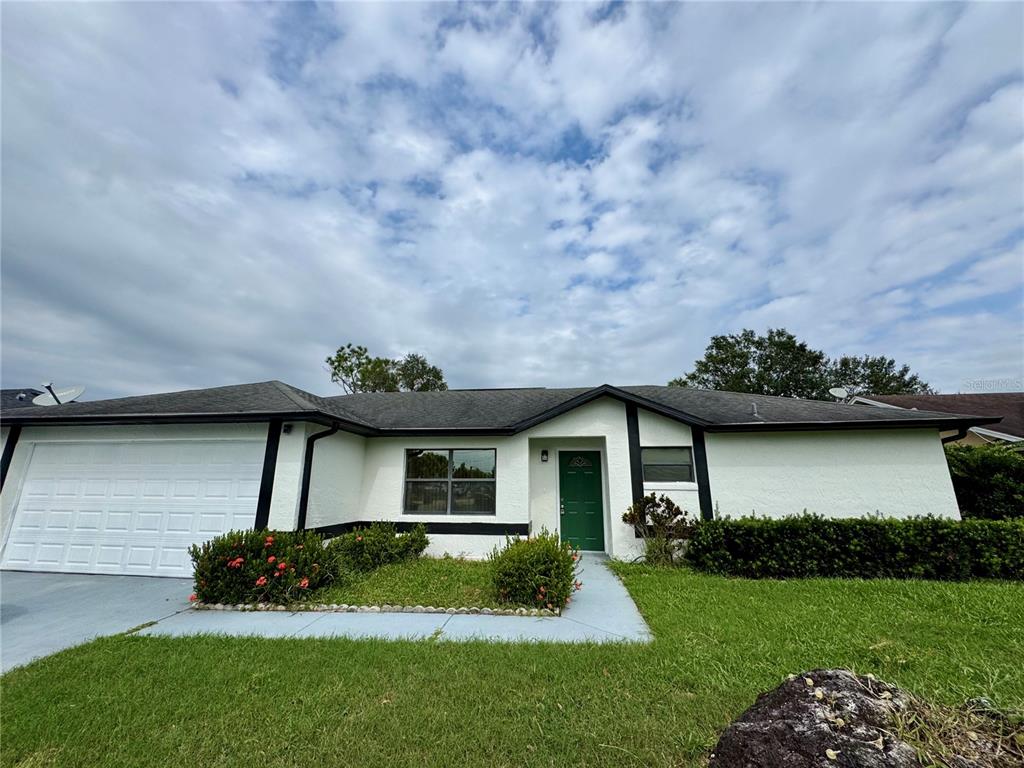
[0, 381, 996, 577]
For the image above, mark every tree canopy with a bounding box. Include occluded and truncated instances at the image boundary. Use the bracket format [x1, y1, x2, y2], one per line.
[669, 328, 935, 400]
[325, 343, 448, 394]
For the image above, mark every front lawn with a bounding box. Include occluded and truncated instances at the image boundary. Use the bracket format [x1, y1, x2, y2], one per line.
[315, 556, 508, 609]
[3, 567, 1022, 767]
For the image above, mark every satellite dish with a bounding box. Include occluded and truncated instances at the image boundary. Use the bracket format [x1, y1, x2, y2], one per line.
[32, 383, 86, 406]
[828, 387, 849, 401]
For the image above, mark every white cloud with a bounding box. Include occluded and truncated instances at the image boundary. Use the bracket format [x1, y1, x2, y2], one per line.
[1, 2, 1021, 398]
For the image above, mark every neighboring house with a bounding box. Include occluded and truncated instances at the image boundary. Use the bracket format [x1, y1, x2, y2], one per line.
[851, 393, 1022, 447]
[1, 388, 43, 410]
[0, 381, 996, 577]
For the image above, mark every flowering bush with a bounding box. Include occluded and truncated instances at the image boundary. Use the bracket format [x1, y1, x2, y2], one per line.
[189, 529, 331, 604]
[326, 522, 428, 572]
[489, 530, 581, 611]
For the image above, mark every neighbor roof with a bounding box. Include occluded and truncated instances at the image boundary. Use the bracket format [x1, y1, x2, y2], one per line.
[854, 393, 1022, 439]
[1, 380, 999, 435]
[1, 388, 43, 410]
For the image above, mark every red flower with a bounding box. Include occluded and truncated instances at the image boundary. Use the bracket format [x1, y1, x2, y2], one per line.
[188, 593, 197, 602]
[574, 580, 583, 590]
[255, 576, 267, 587]
[539, 586, 546, 594]
[299, 577, 309, 589]
[267, 555, 276, 564]
[264, 535, 274, 548]
[356, 535, 363, 542]
[277, 562, 287, 570]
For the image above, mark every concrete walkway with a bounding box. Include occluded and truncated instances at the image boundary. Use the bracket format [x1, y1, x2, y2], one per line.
[139, 554, 651, 644]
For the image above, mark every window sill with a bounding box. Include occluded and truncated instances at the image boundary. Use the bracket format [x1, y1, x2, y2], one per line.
[402, 512, 498, 517]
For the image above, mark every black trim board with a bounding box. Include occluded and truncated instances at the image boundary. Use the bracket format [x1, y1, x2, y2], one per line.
[691, 426, 714, 520]
[0, 424, 22, 491]
[625, 403, 644, 504]
[310, 520, 529, 538]
[703, 417, 998, 433]
[254, 419, 282, 529]
[296, 425, 339, 530]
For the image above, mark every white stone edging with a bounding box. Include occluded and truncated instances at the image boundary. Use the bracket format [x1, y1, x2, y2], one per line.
[192, 602, 560, 617]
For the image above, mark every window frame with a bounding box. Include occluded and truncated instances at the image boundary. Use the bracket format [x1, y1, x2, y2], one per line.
[402, 448, 497, 516]
[640, 446, 695, 484]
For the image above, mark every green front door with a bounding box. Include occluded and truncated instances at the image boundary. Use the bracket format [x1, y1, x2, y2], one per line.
[559, 451, 605, 552]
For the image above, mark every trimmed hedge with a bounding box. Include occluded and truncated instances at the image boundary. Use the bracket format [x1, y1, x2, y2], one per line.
[326, 522, 428, 572]
[684, 515, 1024, 580]
[945, 443, 1024, 520]
[189, 529, 331, 604]
[490, 531, 581, 610]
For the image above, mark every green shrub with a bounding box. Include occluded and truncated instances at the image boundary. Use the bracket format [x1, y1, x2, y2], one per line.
[489, 530, 581, 611]
[189, 529, 331, 604]
[945, 444, 1024, 520]
[326, 522, 428, 572]
[684, 515, 1024, 580]
[622, 492, 697, 566]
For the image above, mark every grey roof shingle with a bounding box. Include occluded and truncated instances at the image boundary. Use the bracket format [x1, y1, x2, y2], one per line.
[856, 393, 1023, 438]
[1, 388, 43, 411]
[2, 381, 370, 429]
[325, 388, 593, 430]
[2, 380, 998, 434]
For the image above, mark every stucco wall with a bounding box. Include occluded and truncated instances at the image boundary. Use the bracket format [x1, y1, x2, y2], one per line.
[347, 397, 641, 559]
[0, 422, 270, 548]
[356, 434, 528, 557]
[704, 428, 960, 519]
[304, 429, 367, 530]
[522, 397, 639, 561]
[635, 409, 700, 517]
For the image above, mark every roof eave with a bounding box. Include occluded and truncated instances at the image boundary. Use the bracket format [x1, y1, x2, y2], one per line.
[508, 384, 714, 433]
[705, 416, 1001, 433]
[1, 410, 378, 436]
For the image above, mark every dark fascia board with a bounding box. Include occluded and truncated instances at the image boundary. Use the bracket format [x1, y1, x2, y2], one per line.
[705, 416, 1001, 433]
[505, 384, 714, 433]
[2, 392, 998, 437]
[366, 385, 715, 437]
[1, 411, 378, 436]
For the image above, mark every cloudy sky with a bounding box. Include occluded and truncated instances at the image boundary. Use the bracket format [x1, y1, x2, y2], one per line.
[2, 2, 1022, 400]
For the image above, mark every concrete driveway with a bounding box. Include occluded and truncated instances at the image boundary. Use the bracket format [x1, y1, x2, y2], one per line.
[1, 571, 192, 673]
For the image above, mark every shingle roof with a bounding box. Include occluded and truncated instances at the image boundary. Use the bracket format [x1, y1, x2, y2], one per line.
[1, 381, 374, 430]
[1, 388, 43, 410]
[327, 388, 593, 429]
[856, 393, 1022, 439]
[2, 380, 999, 434]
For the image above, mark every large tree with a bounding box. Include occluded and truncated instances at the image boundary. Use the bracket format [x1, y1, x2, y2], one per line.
[669, 328, 934, 399]
[325, 343, 448, 394]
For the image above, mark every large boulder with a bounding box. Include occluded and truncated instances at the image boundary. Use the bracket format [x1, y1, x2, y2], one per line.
[709, 669, 921, 767]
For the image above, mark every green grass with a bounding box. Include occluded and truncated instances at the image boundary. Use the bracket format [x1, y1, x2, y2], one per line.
[3, 567, 1022, 768]
[315, 556, 510, 609]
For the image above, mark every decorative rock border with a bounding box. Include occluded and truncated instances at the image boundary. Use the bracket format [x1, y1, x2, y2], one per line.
[192, 602, 560, 617]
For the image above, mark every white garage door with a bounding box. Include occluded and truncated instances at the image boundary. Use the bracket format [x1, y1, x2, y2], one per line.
[1, 439, 263, 577]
